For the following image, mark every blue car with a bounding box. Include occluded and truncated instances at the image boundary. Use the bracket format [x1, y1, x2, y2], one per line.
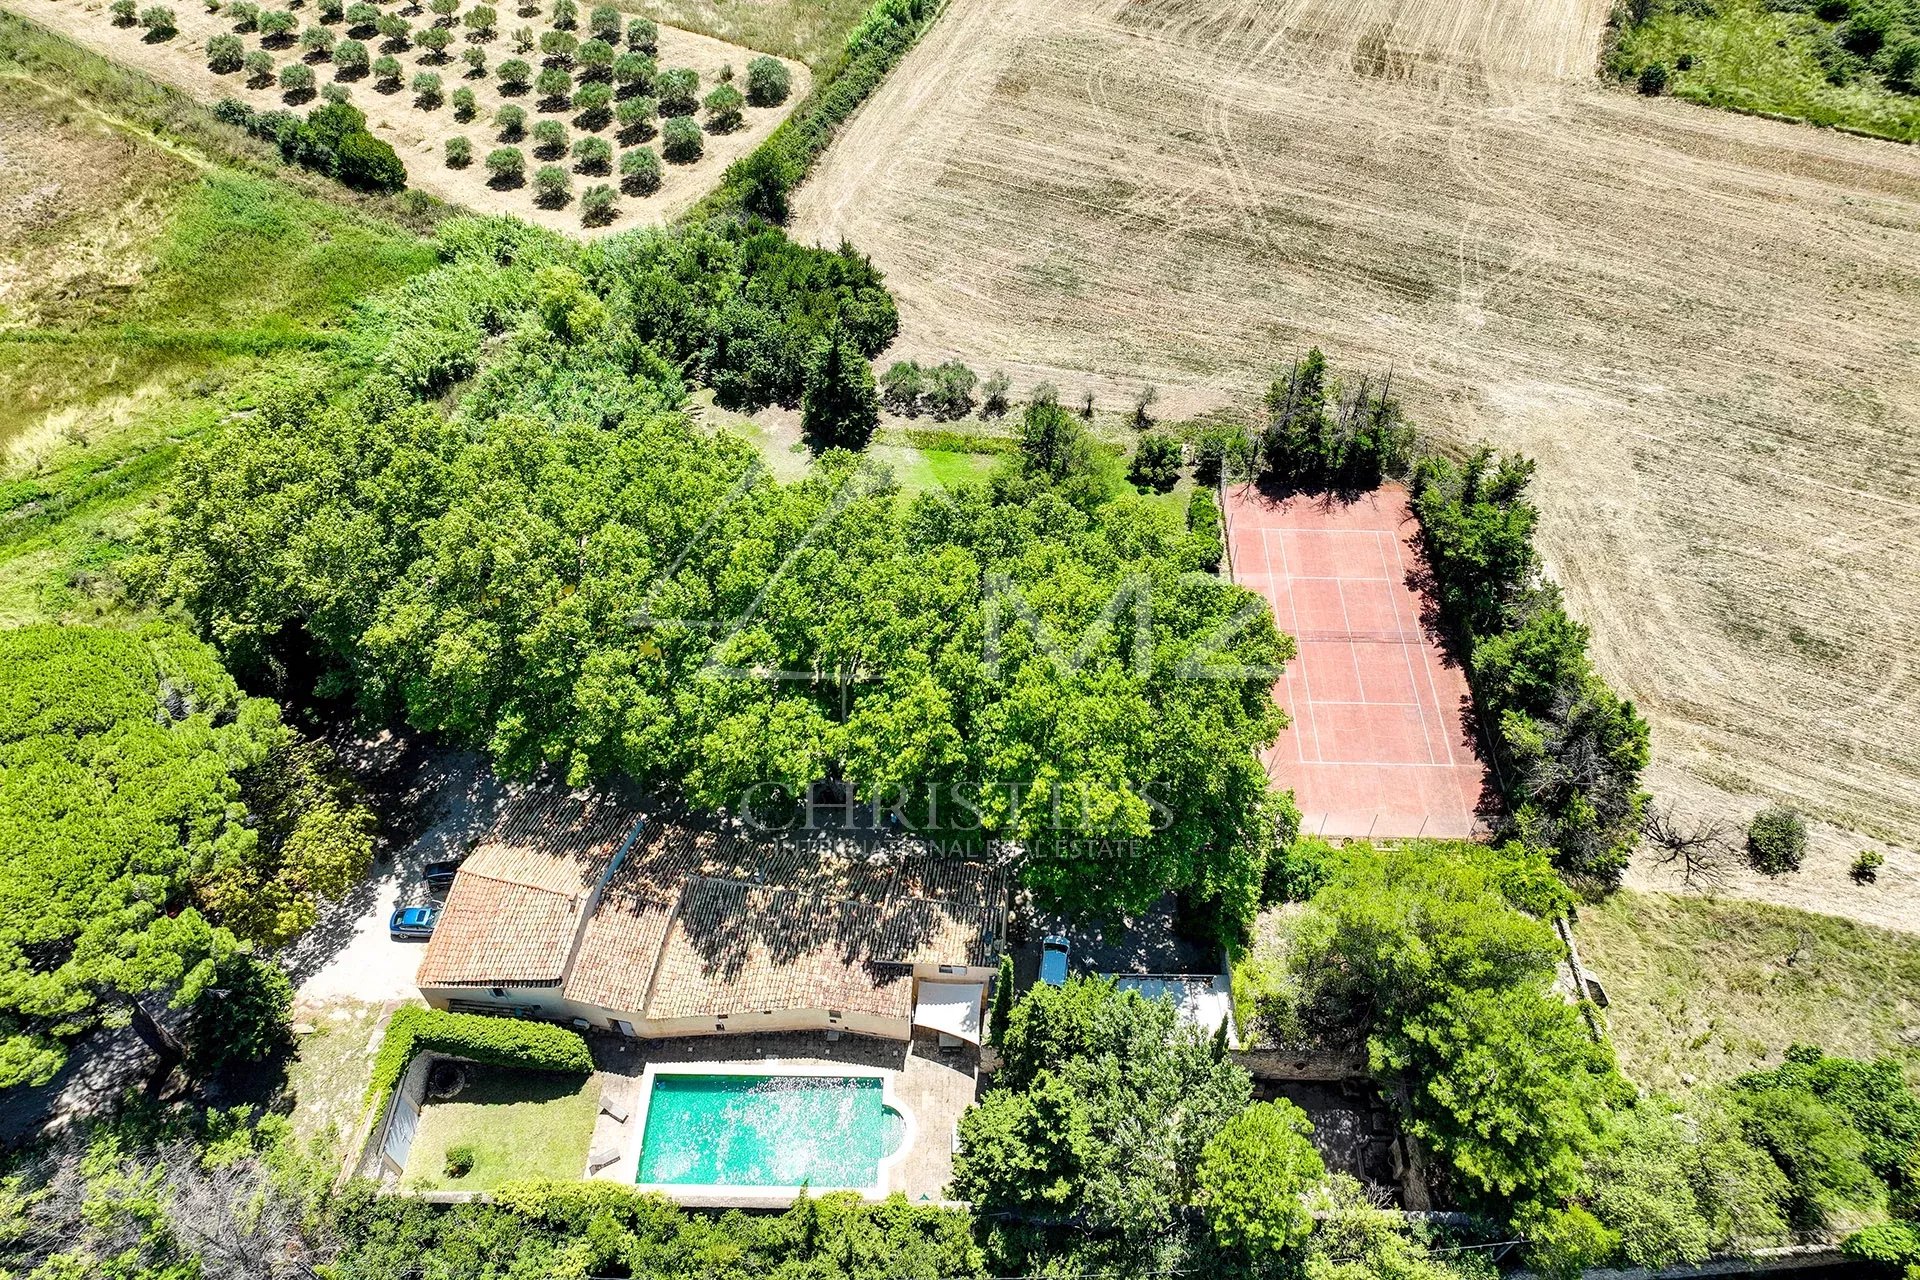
[389, 904, 440, 939]
[1039, 935, 1070, 985]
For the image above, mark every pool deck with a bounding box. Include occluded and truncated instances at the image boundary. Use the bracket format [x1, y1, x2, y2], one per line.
[582, 1031, 979, 1206]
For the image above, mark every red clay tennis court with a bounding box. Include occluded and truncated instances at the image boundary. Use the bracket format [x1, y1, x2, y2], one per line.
[1223, 483, 1491, 840]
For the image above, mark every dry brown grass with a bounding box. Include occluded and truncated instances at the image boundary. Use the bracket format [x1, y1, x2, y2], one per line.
[793, 0, 1920, 915]
[5, 0, 806, 234]
[1575, 889, 1920, 1092]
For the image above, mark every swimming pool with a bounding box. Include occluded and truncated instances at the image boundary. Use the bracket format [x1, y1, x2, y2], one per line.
[634, 1067, 910, 1194]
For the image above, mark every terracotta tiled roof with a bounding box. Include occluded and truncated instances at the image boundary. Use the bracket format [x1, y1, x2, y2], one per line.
[422, 790, 1009, 1021]
[641, 878, 915, 1022]
[414, 789, 644, 989]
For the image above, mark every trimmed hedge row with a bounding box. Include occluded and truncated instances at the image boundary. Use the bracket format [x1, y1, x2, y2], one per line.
[365, 1007, 593, 1108]
[691, 0, 944, 222]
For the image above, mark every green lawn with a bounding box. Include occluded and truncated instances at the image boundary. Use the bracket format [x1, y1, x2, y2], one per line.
[867, 444, 1002, 492]
[402, 1067, 603, 1191]
[1575, 889, 1920, 1092]
[1614, 0, 1920, 142]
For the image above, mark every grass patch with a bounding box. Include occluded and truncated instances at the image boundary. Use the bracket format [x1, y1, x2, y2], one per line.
[1613, 0, 1920, 142]
[1575, 889, 1920, 1092]
[401, 1067, 601, 1191]
[867, 443, 1000, 492]
[284, 1003, 388, 1164]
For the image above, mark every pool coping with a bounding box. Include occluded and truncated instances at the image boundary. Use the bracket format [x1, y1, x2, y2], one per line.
[615, 1062, 918, 1203]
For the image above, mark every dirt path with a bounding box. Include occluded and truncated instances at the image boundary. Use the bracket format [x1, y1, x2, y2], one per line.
[794, 0, 1920, 927]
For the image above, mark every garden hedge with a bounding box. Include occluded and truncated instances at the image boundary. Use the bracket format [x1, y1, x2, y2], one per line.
[365, 1007, 593, 1109]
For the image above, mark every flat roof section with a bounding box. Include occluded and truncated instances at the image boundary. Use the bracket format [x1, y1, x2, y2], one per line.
[1223, 483, 1493, 840]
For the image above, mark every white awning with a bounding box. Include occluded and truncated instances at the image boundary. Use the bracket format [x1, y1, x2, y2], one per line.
[913, 982, 984, 1045]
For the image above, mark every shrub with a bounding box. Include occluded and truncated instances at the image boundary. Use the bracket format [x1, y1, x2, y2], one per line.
[485, 145, 526, 183]
[532, 117, 568, 156]
[140, 5, 179, 35]
[110, 0, 137, 24]
[536, 66, 573, 102]
[573, 78, 612, 126]
[745, 53, 789, 106]
[333, 38, 369, 74]
[1850, 849, 1883, 883]
[495, 103, 526, 137]
[299, 23, 335, 55]
[539, 28, 577, 62]
[618, 144, 661, 194]
[452, 86, 477, 119]
[228, 0, 258, 27]
[1842, 1222, 1920, 1269]
[1638, 61, 1670, 94]
[704, 82, 744, 132]
[550, 0, 576, 29]
[923, 360, 977, 420]
[1187, 488, 1223, 571]
[576, 36, 614, 78]
[372, 54, 401, 85]
[1842, 4, 1890, 54]
[498, 57, 532, 90]
[1130, 433, 1182, 492]
[418, 24, 452, 56]
[880, 361, 924, 415]
[444, 1143, 477, 1178]
[613, 51, 654, 92]
[365, 1007, 593, 1110]
[244, 49, 275, 83]
[981, 370, 1011, 418]
[374, 12, 409, 44]
[588, 2, 619, 39]
[580, 182, 616, 225]
[511, 22, 535, 50]
[656, 66, 699, 115]
[625, 15, 656, 52]
[1746, 805, 1808, 876]
[259, 7, 296, 38]
[343, 0, 376, 27]
[534, 163, 571, 203]
[1885, 37, 1920, 90]
[413, 71, 444, 106]
[661, 113, 702, 161]
[317, 0, 343, 18]
[572, 134, 611, 173]
[280, 61, 316, 96]
[463, 45, 486, 74]
[207, 33, 246, 71]
[429, 0, 458, 20]
[615, 94, 655, 140]
[464, 4, 497, 36]
[322, 81, 351, 103]
[446, 134, 473, 166]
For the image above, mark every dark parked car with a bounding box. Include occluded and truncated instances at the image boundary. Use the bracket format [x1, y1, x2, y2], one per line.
[424, 859, 463, 895]
[389, 904, 440, 939]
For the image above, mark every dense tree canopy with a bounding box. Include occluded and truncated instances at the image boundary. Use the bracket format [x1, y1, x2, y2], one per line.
[0, 626, 362, 1088]
[147, 217, 1290, 925]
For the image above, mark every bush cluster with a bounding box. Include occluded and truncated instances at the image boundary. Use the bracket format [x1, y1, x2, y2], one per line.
[878, 358, 978, 419]
[1259, 347, 1414, 489]
[213, 97, 407, 191]
[365, 1006, 593, 1110]
[1412, 448, 1650, 885]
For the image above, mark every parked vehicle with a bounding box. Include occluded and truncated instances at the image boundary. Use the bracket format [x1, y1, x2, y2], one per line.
[424, 859, 463, 895]
[1039, 935, 1071, 985]
[389, 904, 440, 939]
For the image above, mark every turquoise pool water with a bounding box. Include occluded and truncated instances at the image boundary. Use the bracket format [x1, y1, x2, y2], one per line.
[636, 1073, 907, 1189]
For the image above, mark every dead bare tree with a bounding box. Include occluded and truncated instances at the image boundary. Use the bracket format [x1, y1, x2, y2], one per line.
[158, 1143, 332, 1280]
[1641, 802, 1735, 894]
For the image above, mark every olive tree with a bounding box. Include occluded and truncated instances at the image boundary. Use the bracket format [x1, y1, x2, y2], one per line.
[618, 144, 660, 194]
[533, 162, 571, 204]
[703, 82, 743, 132]
[207, 32, 246, 71]
[571, 133, 611, 173]
[661, 113, 701, 162]
[580, 182, 616, 225]
[745, 53, 789, 106]
[485, 145, 525, 184]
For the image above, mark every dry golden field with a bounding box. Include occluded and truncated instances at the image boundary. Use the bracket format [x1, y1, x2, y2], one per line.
[794, 0, 1920, 921]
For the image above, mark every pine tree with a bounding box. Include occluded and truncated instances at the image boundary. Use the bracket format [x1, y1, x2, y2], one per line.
[800, 322, 878, 451]
[989, 952, 1015, 1049]
[1211, 1012, 1233, 1060]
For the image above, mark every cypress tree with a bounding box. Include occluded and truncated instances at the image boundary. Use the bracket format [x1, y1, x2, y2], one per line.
[800, 322, 878, 451]
[989, 952, 1015, 1049]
